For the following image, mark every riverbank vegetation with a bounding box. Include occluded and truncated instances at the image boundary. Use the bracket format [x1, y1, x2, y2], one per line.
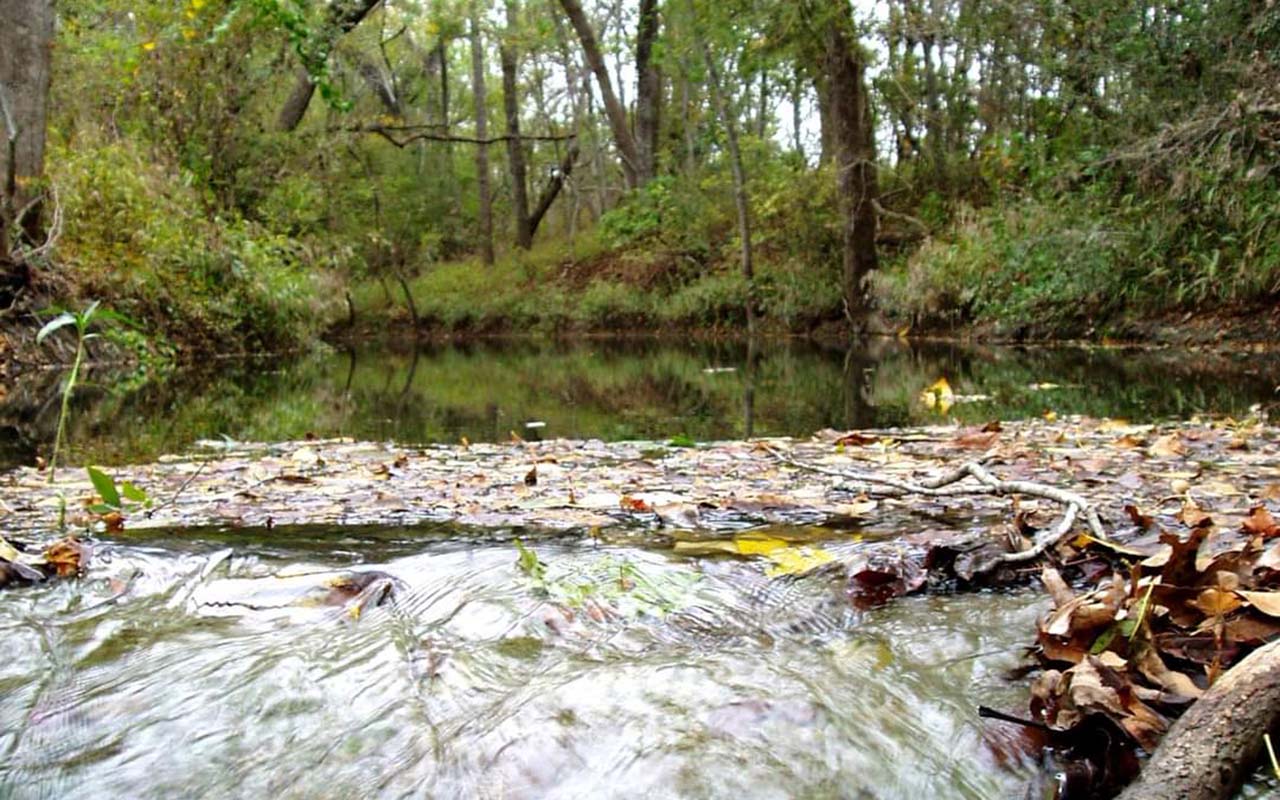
[3, 1, 1279, 360]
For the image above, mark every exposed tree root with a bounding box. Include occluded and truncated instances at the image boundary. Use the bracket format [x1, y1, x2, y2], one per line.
[1117, 639, 1280, 800]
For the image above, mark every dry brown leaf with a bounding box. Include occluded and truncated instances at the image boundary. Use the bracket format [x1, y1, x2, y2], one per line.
[1176, 501, 1214, 529]
[834, 432, 878, 447]
[1238, 590, 1280, 617]
[1042, 565, 1076, 608]
[1190, 587, 1242, 617]
[1149, 434, 1187, 458]
[1124, 505, 1154, 529]
[1242, 506, 1280, 537]
[952, 430, 1000, 450]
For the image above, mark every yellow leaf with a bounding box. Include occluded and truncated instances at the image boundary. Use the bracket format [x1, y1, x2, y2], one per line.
[920, 377, 954, 415]
[764, 545, 836, 577]
[141, 40, 157, 51]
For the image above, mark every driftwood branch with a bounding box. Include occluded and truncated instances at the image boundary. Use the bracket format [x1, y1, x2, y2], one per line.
[768, 448, 1108, 566]
[1118, 639, 1280, 800]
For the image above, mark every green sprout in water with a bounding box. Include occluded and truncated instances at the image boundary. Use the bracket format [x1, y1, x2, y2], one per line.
[36, 301, 103, 483]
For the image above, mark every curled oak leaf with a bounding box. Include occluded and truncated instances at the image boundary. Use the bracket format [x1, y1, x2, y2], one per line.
[1044, 574, 1126, 637]
[1042, 565, 1076, 608]
[1131, 642, 1198, 696]
[1242, 505, 1280, 537]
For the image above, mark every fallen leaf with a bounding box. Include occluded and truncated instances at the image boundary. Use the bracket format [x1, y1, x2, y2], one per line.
[1242, 506, 1280, 537]
[1124, 505, 1154, 529]
[834, 432, 878, 447]
[953, 430, 1000, 450]
[1148, 434, 1186, 458]
[620, 495, 652, 512]
[1238, 590, 1280, 617]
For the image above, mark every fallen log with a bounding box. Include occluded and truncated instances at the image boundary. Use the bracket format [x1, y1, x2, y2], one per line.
[1117, 639, 1280, 800]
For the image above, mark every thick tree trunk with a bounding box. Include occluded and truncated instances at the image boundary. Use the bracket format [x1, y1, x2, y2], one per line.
[1118, 640, 1280, 800]
[0, 0, 55, 245]
[634, 0, 661, 184]
[557, 0, 641, 188]
[469, 3, 494, 265]
[276, 0, 383, 132]
[820, 3, 879, 329]
[688, 1, 755, 336]
[501, 0, 532, 249]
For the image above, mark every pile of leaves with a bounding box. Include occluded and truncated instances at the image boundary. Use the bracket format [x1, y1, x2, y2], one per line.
[0, 534, 91, 588]
[1019, 502, 1280, 795]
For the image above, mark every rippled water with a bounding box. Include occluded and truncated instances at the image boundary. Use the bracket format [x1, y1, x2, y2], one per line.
[0, 524, 1047, 799]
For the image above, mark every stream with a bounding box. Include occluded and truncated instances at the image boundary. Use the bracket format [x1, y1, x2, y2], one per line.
[3, 338, 1280, 798]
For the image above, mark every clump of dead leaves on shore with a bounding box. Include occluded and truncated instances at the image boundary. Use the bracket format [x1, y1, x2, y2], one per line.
[1004, 499, 1280, 796]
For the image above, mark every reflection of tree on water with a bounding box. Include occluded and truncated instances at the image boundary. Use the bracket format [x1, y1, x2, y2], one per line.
[3, 339, 1280, 469]
[842, 343, 873, 430]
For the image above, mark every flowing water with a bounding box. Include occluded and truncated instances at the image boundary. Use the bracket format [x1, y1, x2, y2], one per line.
[3, 338, 1280, 799]
[0, 524, 1048, 799]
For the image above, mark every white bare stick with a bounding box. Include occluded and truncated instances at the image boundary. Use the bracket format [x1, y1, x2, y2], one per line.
[765, 447, 1108, 568]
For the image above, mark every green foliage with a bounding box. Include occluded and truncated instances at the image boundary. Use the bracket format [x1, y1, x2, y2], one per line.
[573, 281, 653, 328]
[86, 466, 150, 515]
[659, 272, 750, 327]
[37, 302, 106, 481]
[51, 138, 339, 351]
[513, 541, 702, 618]
[599, 176, 712, 256]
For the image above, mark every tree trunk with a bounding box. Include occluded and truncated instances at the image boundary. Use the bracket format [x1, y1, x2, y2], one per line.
[634, 0, 661, 184]
[276, 0, 383, 132]
[818, 2, 879, 329]
[0, 0, 55, 246]
[814, 74, 834, 166]
[528, 142, 578, 240]
[469, 3, 494, 265]
[501, 0, 532, 249]
[688, 0, 755, 336]
[353, 54, 403, 117]
[557, 0, 641, 188]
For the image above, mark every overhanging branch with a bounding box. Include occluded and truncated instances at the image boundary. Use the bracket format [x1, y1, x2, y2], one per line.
[351, 124, 577, 148]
